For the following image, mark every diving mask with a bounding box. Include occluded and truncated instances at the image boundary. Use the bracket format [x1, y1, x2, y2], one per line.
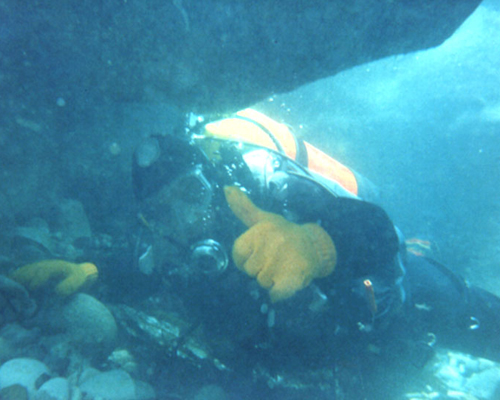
[141, 163, 214, 247]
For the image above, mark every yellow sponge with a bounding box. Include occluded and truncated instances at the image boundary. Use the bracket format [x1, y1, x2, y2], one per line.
[11, 259, 98, 297]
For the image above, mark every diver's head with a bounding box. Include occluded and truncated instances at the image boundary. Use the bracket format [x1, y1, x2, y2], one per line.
[133, 135, 221, 261]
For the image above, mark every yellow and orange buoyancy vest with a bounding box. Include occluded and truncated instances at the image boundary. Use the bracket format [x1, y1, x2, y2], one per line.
[201, 108, 359, 197]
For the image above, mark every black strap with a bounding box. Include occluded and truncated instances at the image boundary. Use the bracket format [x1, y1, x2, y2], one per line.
[294, 135, 309, 167]
[234, 115, 311, 169]
[234, 115, 286, 155]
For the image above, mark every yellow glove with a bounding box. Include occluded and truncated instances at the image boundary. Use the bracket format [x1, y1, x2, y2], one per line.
[224, 186, 337, 302]
[11, 259, 98, 297]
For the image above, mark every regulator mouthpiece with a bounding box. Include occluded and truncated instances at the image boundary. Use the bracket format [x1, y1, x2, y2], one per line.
[190, 239, 228, 275]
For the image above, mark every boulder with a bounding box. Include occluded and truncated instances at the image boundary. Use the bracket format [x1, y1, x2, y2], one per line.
[56, 294, 117, 350]
[36, 294, 117, 359]
[0, 1, 482, 113]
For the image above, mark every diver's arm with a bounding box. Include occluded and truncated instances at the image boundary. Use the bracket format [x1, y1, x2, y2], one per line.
[263, 170, 400, 277]
[313, 196, 400, 277]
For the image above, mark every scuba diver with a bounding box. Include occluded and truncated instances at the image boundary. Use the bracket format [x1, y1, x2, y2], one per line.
[129, 108, 500, 398]
[10, 108, 498, 399]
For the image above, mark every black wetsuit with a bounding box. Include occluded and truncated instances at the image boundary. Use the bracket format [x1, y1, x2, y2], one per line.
[257, 166, 500, 363]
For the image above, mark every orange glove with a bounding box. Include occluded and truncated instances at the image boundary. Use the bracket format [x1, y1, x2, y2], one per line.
[224, 186, 337, 302]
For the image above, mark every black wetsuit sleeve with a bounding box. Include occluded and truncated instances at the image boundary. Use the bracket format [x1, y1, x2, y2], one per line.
[320, 197, 400, 277]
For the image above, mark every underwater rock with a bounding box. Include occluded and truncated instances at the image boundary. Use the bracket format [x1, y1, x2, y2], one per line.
[110, 304, 219, 370]
[0, 194, 16, 234]
[464, 368, 500, 400]
[134, 380, 156, 400]
[193, 384, 227, 400]
[1, 0, 482, 113]
[55, 294, 117, 351]
[9, 218, 90, 265]
[0, 276, 37, 323]
[107, 349, 137, 374]
[0, 384, 29, 400]
[0, 338, 13, 365]
[0, 324, 41, 363]
[12, 222, 55, 263]
[0, 358, 50, 398]
[56, 200, 92, 243]
[35, 294, 117, 360]
[427, 350, 500, 399]
[39, 339, 73, 379]
[434, 363, 466, 391]
[35, 377, 70, 400]
[77, 368, 101, 387]
[78, 369, 137, 400]
[69, 386, 83, 400]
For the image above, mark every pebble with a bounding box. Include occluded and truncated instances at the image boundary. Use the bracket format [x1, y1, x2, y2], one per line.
[135, 380, 156, 400]
[0, 358, 50, 398]
[79, 369, 136, 400]
[78, 367, 101, 386]
[0, 383, 29, 400]
[35, 377, 70, 400]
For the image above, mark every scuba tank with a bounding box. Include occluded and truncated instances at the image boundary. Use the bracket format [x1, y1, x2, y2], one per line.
[197, 108, 379, 202]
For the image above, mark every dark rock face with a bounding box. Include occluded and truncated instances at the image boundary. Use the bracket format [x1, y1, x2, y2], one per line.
[1, 0, 481, 113]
